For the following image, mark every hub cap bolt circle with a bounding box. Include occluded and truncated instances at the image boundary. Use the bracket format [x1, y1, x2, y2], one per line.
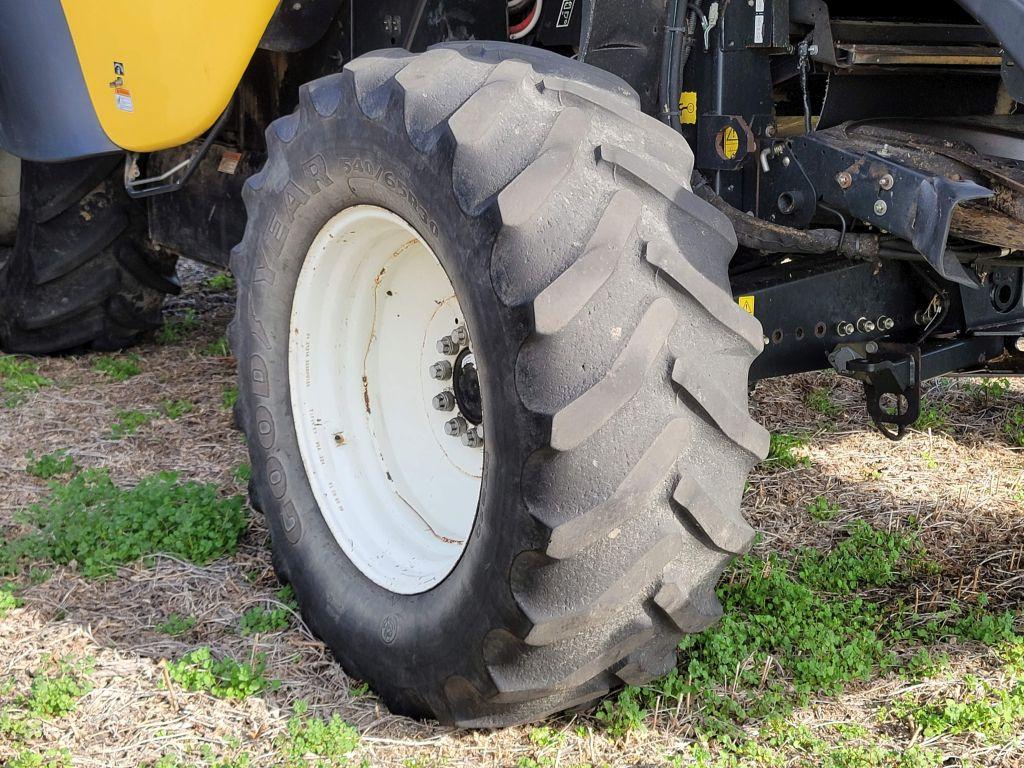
[444, 416, 468, 437]
[429, 360, 453, 380]
[432, 391, 456, 411]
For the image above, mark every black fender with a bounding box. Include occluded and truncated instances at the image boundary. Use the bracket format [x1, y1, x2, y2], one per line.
[957, 0, 1024, 72]
[260, 0, 343, 52]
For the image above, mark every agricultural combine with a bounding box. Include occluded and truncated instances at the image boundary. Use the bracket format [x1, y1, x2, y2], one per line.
[0, 0, 1021, 726]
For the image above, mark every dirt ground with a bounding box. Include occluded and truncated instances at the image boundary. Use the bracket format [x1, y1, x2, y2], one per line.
[0, 261, 1022, 767]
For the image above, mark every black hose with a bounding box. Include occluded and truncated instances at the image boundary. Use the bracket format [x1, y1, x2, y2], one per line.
[691, 172, 881, 258]
[659, 0, 682, 127]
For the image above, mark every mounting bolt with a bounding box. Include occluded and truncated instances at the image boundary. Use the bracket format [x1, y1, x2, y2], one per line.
[865, 341, 879, 354]
[873, 199, 888, 216]
[835, 171, 853, 189]
[450, 325, 470, 346]
[765, 124, 777, 138]
[782, 156, 791, 168]
[429, 360, 453, 380]
[1015, 337, 1024, 353]
[857, 317, 876, 333]
[461, 426, 484, 448]
[432, 391, 456, 411]
[437, 335, 459, 355]
[444, 416, 468, 437]
[836, 321, 855, 337]
[879, 173, 895, 191]
[877, 316, 895, 331]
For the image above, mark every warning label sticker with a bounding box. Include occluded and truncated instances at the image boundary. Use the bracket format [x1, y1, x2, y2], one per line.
[115, 87, 134, 113]
[556, 0, 576, 28]
[738, 296, 755, 315]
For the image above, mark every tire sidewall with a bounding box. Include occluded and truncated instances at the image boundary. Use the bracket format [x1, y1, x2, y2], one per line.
[237, 91, 541, 712]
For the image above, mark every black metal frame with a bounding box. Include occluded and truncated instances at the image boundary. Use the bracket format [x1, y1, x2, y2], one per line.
[145, 0, 1024, 436]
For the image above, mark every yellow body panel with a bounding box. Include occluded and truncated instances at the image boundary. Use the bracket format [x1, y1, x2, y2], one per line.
[60, 0, 280, 152]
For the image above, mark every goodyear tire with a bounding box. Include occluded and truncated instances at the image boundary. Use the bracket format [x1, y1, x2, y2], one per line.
[0, 155, 179, 354]
[231, 43, 768, 726]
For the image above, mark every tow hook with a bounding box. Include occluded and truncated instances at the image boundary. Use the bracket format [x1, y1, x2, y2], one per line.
[829, 341, 922, 441]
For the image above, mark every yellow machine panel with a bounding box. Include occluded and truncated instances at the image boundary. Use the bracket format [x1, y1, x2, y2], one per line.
[60, 0, 280, 153]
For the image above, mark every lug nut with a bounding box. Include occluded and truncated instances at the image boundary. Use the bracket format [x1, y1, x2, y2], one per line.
[451, 325, 470, 345]
[857, 317, 876, 333]
[836, 321, 855, 337]
[437, 336, 459, 355]
[879, 173, 895, 191]
[444, 416, 468, 437]
[429, 360, 453, 380]
[836, 171, 853, 189]
[1015, 337, 1024, 353]
[461, 426, 483, 448]
[432, 391, 456, 411]
[873, 199, 888, 216]
[877, 316, 895, 331]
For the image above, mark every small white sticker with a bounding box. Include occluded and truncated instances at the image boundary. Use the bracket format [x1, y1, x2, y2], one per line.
[115, 88, 134, 113]
[556, 0, 575, 28]
[755, 0, 765, 11]
[754, 14, 765, 44]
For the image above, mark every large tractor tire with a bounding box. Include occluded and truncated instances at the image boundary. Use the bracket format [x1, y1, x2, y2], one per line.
[0, 155, 179, 354]
[231, 43, 768, 727]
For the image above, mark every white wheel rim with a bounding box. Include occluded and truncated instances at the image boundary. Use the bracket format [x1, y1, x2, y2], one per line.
[289, 205, 483, 594]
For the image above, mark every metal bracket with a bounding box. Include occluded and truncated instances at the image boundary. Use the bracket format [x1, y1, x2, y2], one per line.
[830, 342, 921, 440]
[124, 104, 232, 199]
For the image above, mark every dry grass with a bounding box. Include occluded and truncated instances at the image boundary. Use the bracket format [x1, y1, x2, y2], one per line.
[1, 261, 1022, 767]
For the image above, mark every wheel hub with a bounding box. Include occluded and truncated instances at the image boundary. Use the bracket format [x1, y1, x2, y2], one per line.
[288, 205, 483, 595]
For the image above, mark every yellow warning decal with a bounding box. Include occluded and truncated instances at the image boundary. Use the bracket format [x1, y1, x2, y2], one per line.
[679, 91, 697, 125]
[722, 126, 740, 160]
[738, 295, 755, 315]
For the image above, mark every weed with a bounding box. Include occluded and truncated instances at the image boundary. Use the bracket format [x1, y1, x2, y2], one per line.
[348, 681, 371, 698]
[239, 605, 291, 635]
[240, 586, 297, 635]
[24, 451, 76, 479]
[160, 399, 194, 419]
[206, 273, 236, 291]
[915, 401, 949, 432]
[166, 647, 278, 700]
[0, 586, 20, 618]
[902, 648, 949, 681]
[91, 354, 142, 381]
[202, 336, 231, 357]
[222, 387, 238, 410]
[24, 660, 92, 718]
[887, 676, 1024, 741]
[276, 700, 360, 766]
[156, 614, 196, 636]
[108, 409, 156, 439]
[156, 309, 199, 345]
[807, 495, 840, 522]
[921, 449, 938, 470]
[234, 464, 252, 484]
[765, 433, 810, 469]
[968, 378, 1011, 402]
[0, 469, 247, 577]
[1003, 404, 1024, 447]
[797, 521, 921, 594]
[594, 686, 647, 739]
[806, 387, 840, 417]
[7, 749, 70, 768]
[0, 356, 52, 407]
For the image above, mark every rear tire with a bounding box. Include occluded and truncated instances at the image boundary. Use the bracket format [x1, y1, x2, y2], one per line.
[231, 43, 767, 726]
[0, 155, 179, 354]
